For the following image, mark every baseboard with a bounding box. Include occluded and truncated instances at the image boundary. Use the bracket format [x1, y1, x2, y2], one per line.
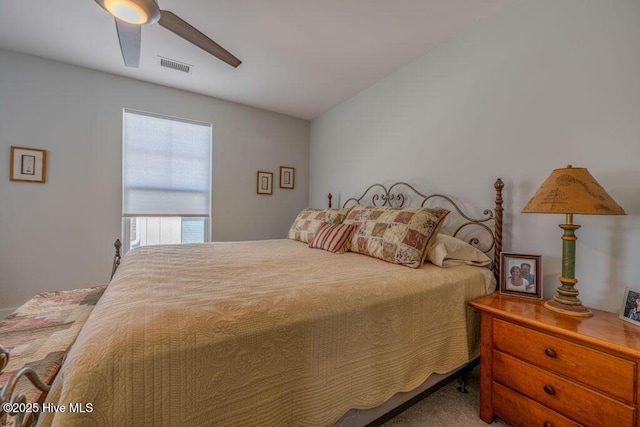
[0, 308, 16, 320]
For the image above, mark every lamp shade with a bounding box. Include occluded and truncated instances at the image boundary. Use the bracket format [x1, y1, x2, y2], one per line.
[522, 166, 625, 215]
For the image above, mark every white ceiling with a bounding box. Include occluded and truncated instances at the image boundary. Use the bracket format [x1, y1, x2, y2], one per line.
[0, 0, 511, 120]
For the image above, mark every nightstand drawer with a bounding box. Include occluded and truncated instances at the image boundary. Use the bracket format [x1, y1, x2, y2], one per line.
[493, 318, 635, 402]
[493, 382, 581, 427]
[494, 350, 636, 427]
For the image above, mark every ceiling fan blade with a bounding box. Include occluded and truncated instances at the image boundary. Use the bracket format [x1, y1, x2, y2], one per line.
[115, 18, 141, 68]
[158, 10, 241, 68]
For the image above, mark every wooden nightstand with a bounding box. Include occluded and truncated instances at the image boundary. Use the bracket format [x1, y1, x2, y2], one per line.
[469, 293, 640, 427]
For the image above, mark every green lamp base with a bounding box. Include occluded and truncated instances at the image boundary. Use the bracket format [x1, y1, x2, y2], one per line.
[544, 298, 593, 318]
[543, 218, 593, 318]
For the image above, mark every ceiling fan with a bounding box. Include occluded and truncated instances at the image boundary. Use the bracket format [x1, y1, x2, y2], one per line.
[94, 0, 241, 68]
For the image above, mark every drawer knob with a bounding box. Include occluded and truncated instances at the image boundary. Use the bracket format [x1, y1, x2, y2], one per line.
[544, 385, 556, 395]
[544, 423, 554, 427]
[544, 348, 557, 358]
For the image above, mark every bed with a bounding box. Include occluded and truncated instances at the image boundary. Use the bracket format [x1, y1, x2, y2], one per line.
[35, 179, 504, 426]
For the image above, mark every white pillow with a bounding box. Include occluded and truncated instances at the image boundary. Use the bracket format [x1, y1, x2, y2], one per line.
[426, 234, 491, 268]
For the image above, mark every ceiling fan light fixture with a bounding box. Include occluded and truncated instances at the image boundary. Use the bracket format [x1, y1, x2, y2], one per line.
[105, 0, 146, 24]
[97, 0, 160, 25]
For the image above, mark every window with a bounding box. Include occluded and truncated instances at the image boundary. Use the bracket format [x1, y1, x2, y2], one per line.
[122, 109, 212, 253]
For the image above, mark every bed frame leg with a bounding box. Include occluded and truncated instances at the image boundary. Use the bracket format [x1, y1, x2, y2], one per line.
[456, 376, 469, 394]
[456, 357, 480, 394]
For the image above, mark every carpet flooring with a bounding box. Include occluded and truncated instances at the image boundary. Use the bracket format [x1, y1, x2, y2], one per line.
[381, 366, 511, 426]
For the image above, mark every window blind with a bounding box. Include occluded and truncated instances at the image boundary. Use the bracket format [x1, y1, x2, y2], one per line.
[123, 109, 211, 217]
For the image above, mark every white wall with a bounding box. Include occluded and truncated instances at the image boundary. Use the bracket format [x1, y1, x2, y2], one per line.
[310, 0, 640, 313]
[0, 49, 309, 314]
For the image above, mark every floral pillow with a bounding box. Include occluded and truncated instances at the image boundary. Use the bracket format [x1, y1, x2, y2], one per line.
[308, 223, 356, 254]
[344, 206, 449, 268]
[288, 208, 351, 243]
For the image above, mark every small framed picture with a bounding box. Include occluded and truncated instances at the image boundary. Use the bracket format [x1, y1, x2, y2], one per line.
[619, 287, 640, 326]
[10, 146, 47, 183]
[280, 166, 295, 189]
[257, 171, 273, 195]
[500, 253, 542, 299]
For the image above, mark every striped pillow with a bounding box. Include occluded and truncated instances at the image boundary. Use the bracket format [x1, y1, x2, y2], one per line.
[308, 223, 356, 254]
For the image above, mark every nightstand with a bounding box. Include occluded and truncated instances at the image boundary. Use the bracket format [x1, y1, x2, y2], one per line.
[469, 293, 640, 427]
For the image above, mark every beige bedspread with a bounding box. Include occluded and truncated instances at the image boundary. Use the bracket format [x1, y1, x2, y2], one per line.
[40, 239, 493, 426]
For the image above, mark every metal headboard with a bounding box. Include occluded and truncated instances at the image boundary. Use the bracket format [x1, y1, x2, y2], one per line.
[329, 179, 504, 282]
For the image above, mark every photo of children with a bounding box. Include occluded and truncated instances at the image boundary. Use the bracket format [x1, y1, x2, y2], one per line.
[620, 287, 640, 326]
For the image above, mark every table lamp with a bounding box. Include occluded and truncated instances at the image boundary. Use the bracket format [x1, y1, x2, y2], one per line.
[522, 165, 625, 317]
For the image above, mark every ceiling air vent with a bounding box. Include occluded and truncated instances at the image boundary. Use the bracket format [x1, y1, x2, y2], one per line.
[158, 56, 192, 73]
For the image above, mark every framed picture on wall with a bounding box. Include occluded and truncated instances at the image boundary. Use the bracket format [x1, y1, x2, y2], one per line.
[257, 171, 273, 195]
[500, 253, 542, 299]
[619, 286, 640, 326]
[10, 146, 47, 183]
[279, 166, 295, 189]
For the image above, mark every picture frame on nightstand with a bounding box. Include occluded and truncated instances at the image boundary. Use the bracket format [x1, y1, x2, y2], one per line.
[619, 286, 640, 326]
[500, 253, 542, 299]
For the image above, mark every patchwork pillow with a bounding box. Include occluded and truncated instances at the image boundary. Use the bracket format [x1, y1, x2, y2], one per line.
[288, 208, 351, 243]
[426, 233, 492, 268]
[344, 206, 449, 268]
[308, 223, 356, 254]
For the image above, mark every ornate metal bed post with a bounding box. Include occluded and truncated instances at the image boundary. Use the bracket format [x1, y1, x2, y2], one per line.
[0, 345, 8, 384]
[111, 239, 122, 280]
[328, 193, 333, 209]
[493, 178, 504, 285]
[1, 344, 52, 427]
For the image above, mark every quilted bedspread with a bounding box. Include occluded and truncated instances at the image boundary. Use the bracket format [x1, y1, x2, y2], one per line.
[40, 239, 493, 426]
